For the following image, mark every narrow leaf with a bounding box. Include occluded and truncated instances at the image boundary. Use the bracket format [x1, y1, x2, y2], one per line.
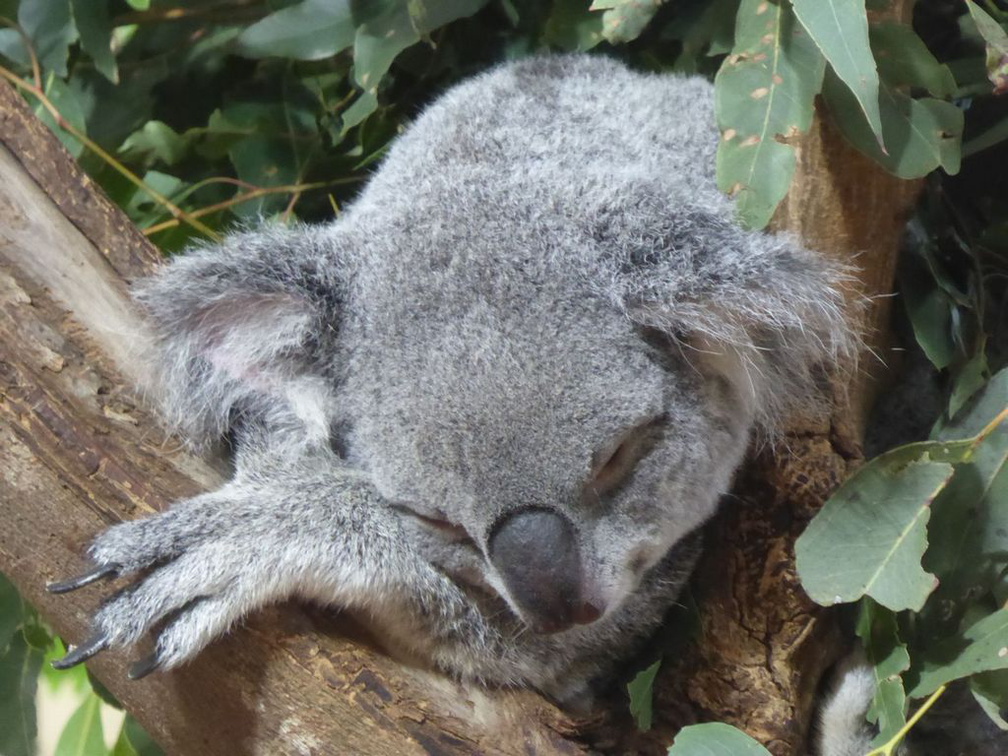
[869, 21, 956, 97]
[822, 69, 962, 179]
[589, 0, 662, 44]
[791, 0, 884, 146]
[965, 0, 1008, 95]
[18, 0, 78, 78]
[668, 722, 772, 754]
[911, 609, 1008, 697]
[236, 0, 355, 61]
[54, 694, 105, 756]
[627, 658, 661, 732]
[70, 0, 117, 82]
[0, 632, 45, 756]
[715, 0, 824, 229]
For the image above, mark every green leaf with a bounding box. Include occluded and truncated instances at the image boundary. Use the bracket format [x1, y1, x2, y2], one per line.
[910, 609, 1008, 697]
[869, 21, 956, 98]
[112, 715, 164, 756]
[937, 368, 1008, 440]
[627, 658, 660, 732]
[589, 0, 662, 44]
[0, 572, 21, 655]
[796, 445, 958, 612]
[822, 68, 962, 179]
[54, 693, 105, 756]
[236, 0, 355, 61]
[70, 0, 117, 82]
[0, 632, 45, 756]
[901, 247, 956, 370]
[667, 722, 772, 755]
[18, 0, 78, 78]
[970, 670, 1008, 730]
[922, 409, 1007, 634]
[965, 0, 1008, 95]
[118, 121, 190, 167]
[791, 0, 884, 147]
[857, 600, 909, 744]
[543, 0, 604, 51]
[352, 0, 490, 93]
[949, 351, 989, 420]
[715, 0, 824, 229]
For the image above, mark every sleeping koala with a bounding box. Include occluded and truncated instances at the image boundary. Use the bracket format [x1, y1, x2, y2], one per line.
[49, 55, 854, 706]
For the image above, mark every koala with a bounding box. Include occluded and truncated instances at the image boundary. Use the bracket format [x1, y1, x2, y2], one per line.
[49, 55, 854, 708]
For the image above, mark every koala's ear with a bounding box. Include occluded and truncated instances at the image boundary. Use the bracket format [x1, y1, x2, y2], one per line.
[600, 203, 859, 431]
[133, 225, 345, 447]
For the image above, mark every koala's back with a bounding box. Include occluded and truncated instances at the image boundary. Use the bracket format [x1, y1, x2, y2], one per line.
[340, 55, 726, 341]
[370, 55, 720, 204]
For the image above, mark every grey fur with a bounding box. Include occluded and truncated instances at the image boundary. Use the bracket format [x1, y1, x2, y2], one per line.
[63, 55, 856, 706]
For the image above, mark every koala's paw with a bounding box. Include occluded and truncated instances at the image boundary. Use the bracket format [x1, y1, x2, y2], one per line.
[48, 493, 289, 678]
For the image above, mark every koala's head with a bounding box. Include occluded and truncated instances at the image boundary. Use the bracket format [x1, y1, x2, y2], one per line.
[337, 285, 755, 634]
[137, 196, 855, 637]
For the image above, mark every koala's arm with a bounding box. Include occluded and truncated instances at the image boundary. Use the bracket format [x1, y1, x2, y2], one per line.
[52, 429, 500, 680]
[48, 230, 498, 682]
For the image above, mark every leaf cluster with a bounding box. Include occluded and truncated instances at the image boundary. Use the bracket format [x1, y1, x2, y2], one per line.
[0, 573, 162, 756]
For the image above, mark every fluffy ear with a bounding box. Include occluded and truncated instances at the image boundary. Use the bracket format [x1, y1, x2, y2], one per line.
[598, 202, 859, 431]
[133, 224, 345, 447]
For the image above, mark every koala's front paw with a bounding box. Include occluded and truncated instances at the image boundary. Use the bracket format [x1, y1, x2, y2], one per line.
[48, 492, 281, 678]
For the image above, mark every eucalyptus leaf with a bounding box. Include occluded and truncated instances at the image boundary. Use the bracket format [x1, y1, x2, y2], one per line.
[353, 0, 490, 93]
[937, 368, 1008, 441]
[822, 69, 962, 179]
[857, 600, 910, 743]
[965, 0, 1008, 94]
[791, 0, 884, 146]
[911, 609, 1008, 697]
[54, 694, 105, 756]
[796, 444, 958, 612]
[0, 572, 20, 655]
[112, 715, 164, 756]
[70, 0, 117, 82]
[869, 21, 956, 97]
[971, 670, 1008, 730]
[589, 0, 662, 44]
[236, 0, 355, 61]
[0, 632, 44, 756]
[667, 722, 772, 754]
[18, 0, 78, 78]
[544, 0, 604, 51]
[715, 0, 824, 229]
[118, 121, 189, 167]
[627, 658, 660, 732]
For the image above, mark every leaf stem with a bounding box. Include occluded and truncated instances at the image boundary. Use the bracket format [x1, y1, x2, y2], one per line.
[865, 684, 948, 756]
[0, 63, 220, 241]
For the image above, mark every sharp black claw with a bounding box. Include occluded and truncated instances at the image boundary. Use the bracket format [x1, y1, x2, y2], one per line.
[127, 653, 162, 680]
[47, 564, 120, 594]
[52, 632, 109, 670]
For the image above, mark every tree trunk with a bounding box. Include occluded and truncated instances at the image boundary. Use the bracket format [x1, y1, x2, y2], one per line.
[0, 67, 916, 755]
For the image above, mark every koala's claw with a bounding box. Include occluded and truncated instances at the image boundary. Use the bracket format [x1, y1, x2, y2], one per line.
[127, 653, 162, 680]
[47, 563, 120, 594]
[52, 631, 109, 670]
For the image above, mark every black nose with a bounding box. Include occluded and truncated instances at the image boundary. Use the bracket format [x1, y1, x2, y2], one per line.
[488, 508, 601, 633]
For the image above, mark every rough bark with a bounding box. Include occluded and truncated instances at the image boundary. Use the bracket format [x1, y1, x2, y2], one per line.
[0, 57, 917, 755]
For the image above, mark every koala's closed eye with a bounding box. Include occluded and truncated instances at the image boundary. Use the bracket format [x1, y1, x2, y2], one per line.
[590, 417, 663, 494]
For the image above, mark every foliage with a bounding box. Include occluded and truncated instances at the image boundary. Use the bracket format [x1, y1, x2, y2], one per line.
[0, 572, 163, 756]
[0, 0, 1007, 754]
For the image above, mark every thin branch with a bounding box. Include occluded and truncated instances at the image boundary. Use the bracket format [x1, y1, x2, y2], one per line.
[0, 63, 220, 241]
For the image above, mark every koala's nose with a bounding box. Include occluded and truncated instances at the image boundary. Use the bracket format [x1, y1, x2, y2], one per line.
[488, 508, 602, 634]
